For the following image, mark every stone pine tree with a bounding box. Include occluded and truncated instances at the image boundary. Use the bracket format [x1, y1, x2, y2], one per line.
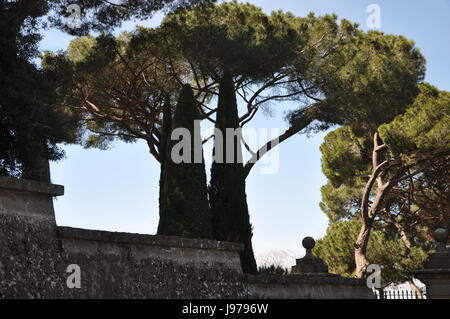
[158, 85, 212, 239]
[318, 83, 449, 279]
[0, 0, 211, 181]
[209, 69, 258, 274]
[45, 2, 428, 270]
[314, 219, 427, 286]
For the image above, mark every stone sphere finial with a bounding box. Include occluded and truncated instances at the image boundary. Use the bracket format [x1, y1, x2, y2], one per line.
[302, 236, 316, 250]
[434, 228, 449, 244]
[291, 236, 328, 274]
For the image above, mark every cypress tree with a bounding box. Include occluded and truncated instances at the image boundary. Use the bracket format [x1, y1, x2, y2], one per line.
[209, 69, 258, 274]
[157, 85, 212, 239]
[158, 96, 172, 231]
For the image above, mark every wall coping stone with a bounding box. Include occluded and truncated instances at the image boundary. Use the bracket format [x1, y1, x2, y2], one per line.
[244, 274, 366, 286]
[413, 269, 450, 276]
[57, 226, 245, 252]
[0, 176, 64, 196]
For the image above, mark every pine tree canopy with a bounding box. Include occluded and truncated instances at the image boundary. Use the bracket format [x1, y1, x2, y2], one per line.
[1, 0, 209, 178]
[314, 219, 429, 284]
[318, 83, 450, 281]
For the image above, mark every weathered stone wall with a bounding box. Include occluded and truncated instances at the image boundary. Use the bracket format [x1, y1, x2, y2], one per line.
[0, 178, 68, 298]
[57, 227, 246, 298]
[245, 274, 373, 299]
[0, 176, 247, 298]
[0, 177, 374, 299]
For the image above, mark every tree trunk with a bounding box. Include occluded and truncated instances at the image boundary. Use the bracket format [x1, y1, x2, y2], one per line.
[355, 221, 372, 278]
[408, 280, 423, 299]
[355, 132, 387, 278]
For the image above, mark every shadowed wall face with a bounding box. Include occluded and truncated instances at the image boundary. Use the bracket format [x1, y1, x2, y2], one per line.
[0, 176, 245, 298]
[0, 177, 373, 299]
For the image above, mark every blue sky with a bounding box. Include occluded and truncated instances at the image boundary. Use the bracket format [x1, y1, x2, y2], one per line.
[41, 0, 450, 265]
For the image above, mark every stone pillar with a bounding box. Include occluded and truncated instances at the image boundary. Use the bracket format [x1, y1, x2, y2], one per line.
[242, 236, 375, 298]
[0, 176, 63, 221]
[0, 176, 66, 298]
[414, 228, 450, 299]
[291, 236, 328, 274]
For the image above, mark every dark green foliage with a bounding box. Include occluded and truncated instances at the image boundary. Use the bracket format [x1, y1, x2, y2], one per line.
[1, 0, 210, 180]
[0, 55, 80, 180]
[258, 265, 289, 275]
[158, 96, 173, 238]
[379, 83, 450, 230]
[314, 219, 428, 284]
[209, 70, 257, 274]
[159, 96, 173, 165]
[0, 1, 80, 180]
[379, 83, 450, 157]
[41, 31, 186, 152]
[318, 126, 371, 222]
[320, 84, 450, 228]
[320, 126, 370, 188]
[158, 85, 212, 239]
[319, 182, 361, 223]
[162, 0, 301, 81]
[318, 84, 450, 281]
[48, 0, 215, 35]
[288, 28, 426, 138]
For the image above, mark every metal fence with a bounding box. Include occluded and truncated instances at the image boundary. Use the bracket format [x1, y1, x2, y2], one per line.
[373, 289, 427, 299]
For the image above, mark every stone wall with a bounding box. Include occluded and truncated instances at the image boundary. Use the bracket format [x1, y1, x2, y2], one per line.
[57, 227, 246, 298]
[0, 176, 373, 299]
[246, 274, 372, 299]
[0, 176, 246, 298]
